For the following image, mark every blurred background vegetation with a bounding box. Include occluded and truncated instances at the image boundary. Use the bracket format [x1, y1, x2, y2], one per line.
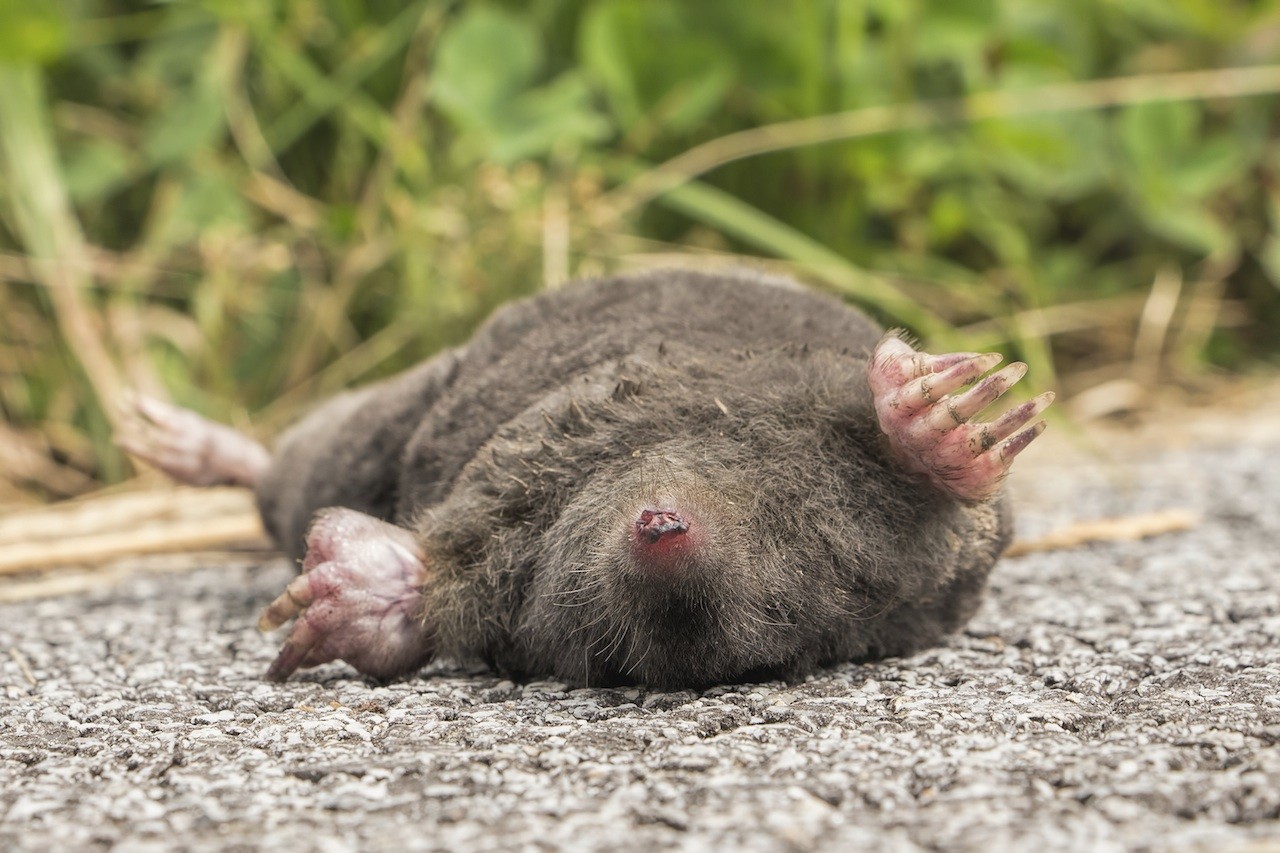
[2, 0, 1280, 506]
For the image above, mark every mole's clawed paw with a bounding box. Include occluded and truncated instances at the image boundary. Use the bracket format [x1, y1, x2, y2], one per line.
[258, 508, 434, 682]
[116, 393, 271, 488]
[868, 334, 1054, 502]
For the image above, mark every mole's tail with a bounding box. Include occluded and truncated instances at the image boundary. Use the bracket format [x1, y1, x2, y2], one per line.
[115, 393, 270, 488]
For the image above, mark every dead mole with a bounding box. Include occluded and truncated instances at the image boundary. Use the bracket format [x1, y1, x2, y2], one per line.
[117, 268, 1053, 687]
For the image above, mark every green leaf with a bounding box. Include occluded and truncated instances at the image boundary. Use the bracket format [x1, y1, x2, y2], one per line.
[143, 81, 226, 167]
[1258, 232, 1280, 291]
[1168, 136, 1245, 199]
[927, 191, 968, 245]
[922, 0, 998, 27]
[133, 14, 218, 83]
[1120, 100, 1197, 172]
[979, 113, 1109, 198]
[433, 6, 543, 124]
[1141, 203, 1233, 257]
[488, 73, 612, 164]
[433, 7, 610, 164]
[0, 0, 69, 65]
[658, 64, 734, 137]
[579, 0, 642, 125]
[917, 0, 996, 82]
[64, 139, 134, 203]
[579, 0, 733, 137]
[153, 165, 251, 246]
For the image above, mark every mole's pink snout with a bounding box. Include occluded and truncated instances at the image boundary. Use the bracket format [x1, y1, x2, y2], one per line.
[630, 507, 698, 575]
[635, 508, 689, 544]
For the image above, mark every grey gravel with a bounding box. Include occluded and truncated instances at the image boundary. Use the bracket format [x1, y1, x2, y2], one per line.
[2, 440, 1279, 851]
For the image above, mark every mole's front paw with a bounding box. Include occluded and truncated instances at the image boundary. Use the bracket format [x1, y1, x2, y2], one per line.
[258, 508, 433, 682]
[868, 334, 1054, 502]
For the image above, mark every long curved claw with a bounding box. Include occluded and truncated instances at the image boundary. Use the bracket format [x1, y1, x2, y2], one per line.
[267, 615, 324, 682]
[258, 573, 316, 632]
[997, 420, 1048, 463]
[894, 353, 1004, 413]
[987, 392, 1055, 445]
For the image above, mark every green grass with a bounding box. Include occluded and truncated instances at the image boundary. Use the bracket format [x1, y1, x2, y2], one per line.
[2, 0, 1280, 503]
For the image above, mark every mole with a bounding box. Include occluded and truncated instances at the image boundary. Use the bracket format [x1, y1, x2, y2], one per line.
[116, 269, 1053, 687]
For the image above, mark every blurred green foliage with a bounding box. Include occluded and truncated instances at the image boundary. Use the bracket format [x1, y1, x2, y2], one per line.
[2, 0, 1280, 499]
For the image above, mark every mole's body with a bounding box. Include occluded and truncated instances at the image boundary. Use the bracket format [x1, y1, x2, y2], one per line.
[119, 269, 1052, 687]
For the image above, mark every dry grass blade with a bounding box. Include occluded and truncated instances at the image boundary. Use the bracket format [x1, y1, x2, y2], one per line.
[0, 423, 98, 499]
[604, 65, 1280, 219]
[0, 555, 271, 604]
[242, 173, 324, 230]
[1132, 267, 1183, 389]
[0, 514, 269, 576]
[543, 183, 571, 289]
[0, 486, 257, 547]
[1005, 509, 1201, 557]
[8, 648, 37, 685]
[0, 66, 125, 426]
[626, 170, 949, 336]
[0, 485, 272, 599]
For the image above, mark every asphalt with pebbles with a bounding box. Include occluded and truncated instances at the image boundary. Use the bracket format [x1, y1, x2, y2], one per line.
[2, 438, 1278, 851]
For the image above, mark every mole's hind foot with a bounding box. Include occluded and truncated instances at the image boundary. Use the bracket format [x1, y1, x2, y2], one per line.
[116, 393, 270, 488]
[258, 508, 434, 682]
[868, 334, 1054, 502]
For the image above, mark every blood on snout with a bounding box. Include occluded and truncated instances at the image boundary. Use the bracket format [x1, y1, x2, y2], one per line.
[629, 507, 699, 576]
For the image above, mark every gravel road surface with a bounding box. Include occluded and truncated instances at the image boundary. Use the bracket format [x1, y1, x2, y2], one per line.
[2, 437, 1278, 851]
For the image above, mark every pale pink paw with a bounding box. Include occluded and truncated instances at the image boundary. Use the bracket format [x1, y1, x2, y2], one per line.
[258, 508, 434, 681]
[116, 393, 270, 488]
[868, 334, 1053, 502]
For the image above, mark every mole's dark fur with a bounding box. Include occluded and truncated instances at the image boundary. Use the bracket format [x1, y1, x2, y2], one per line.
[255, 269, 1010, 687]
